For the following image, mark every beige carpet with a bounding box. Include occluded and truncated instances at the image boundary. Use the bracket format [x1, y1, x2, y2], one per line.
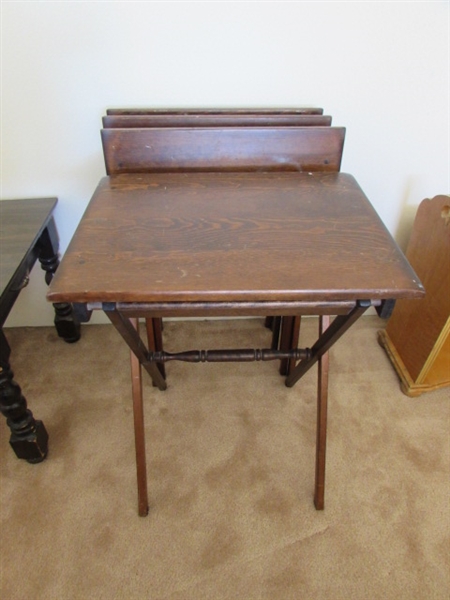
[0, 317, 448, 599]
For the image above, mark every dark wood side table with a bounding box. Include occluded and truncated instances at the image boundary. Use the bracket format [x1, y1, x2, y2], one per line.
[0, 198, 80, 462]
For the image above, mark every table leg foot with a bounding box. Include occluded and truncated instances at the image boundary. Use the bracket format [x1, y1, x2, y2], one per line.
[0, 364, 48, 463]
[10, 420, 49, 463]
[52, 302, 81, 343]
[314, 488, 325, 511]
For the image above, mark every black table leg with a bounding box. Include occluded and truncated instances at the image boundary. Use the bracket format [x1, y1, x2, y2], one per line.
[0, 216, 79, 461]
[0, 330, 48, 462]
[38, 219, 80, 344]
[104, 306, 167, 391]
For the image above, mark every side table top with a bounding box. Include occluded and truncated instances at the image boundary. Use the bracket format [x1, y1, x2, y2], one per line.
[0, 198, 57, 293]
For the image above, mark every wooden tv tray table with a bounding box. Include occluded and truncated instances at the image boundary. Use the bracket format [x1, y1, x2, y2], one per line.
[0, 198, 80, 462]
[48, 171, 424, 515]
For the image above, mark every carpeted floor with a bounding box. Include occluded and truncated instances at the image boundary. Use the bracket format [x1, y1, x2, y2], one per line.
[0, 317, 449, 599]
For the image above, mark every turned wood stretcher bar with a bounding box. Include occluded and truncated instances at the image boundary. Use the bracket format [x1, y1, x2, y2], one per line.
[47, 168, 423, 516]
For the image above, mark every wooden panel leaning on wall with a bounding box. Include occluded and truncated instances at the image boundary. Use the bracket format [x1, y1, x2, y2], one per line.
[378, 194, 450, 396]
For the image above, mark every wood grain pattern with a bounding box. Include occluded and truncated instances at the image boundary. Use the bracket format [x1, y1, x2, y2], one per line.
[0, 198, 57, 293]
[380, 194, 450, 394]
[101, 108, 336, 353]
[101, 127, 345, 175]
[47, 172, 424, 305]
[385, 195, 450, 379]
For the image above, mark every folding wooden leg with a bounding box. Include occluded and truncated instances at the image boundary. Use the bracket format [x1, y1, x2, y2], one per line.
[129, 318, 149, 517]
[105, 308, 166, 391]
[264, 316, 274, 330]
[145, 318, 166, 379]
[286, 301, 370, 389]
[270, 316, 282, 350]
[279, 316, 301, 376]
[314, 315, 330, 510]
[289, 316, 301, 375]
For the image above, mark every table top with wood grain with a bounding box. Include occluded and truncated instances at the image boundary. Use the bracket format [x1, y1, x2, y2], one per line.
[1, 197, 57, 294]
[47, 172, 424, 306]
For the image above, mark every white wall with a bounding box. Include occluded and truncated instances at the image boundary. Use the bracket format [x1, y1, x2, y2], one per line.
[1, 1, 449, 327]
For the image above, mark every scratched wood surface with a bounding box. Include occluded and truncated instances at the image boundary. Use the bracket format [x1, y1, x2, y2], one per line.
[101, 127, 345, 175]
[47, 172, 423, 305]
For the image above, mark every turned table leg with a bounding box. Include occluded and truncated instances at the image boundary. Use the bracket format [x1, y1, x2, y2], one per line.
[38, 219, 80, 344]
[0, 330, 48, 462]
[0, 216, 80, 461]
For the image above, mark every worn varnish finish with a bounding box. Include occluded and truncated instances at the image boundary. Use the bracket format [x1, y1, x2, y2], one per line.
[48, 172, 423, 305]
[102, 118, 340, 356]
[101, 127, 345, 175]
